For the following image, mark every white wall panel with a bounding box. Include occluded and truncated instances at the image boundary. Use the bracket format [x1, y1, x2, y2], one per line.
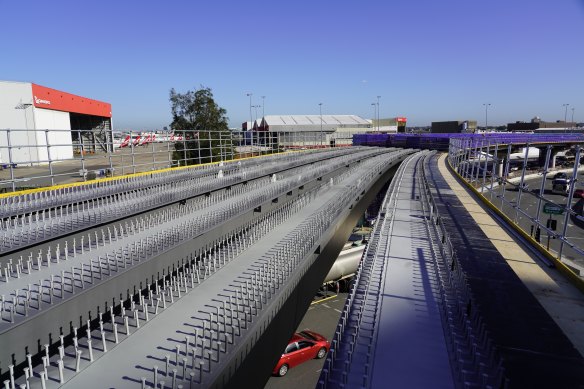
[34, 108, 73, 161]
[0, 81, 33, 163]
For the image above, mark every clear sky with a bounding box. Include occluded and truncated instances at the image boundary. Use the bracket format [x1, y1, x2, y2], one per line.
[1, 0, 582, 129]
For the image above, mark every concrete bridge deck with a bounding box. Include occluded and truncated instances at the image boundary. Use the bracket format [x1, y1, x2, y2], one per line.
[320, 151, 584, 389]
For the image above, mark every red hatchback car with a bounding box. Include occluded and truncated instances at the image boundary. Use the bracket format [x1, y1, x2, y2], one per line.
[273, 330, 330, 377]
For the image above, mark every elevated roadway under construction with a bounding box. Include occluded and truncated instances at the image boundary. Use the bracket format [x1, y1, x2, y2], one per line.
[1, 147, 583, 389]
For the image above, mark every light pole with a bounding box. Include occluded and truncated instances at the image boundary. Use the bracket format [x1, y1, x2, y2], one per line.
[261, 96, 265, 120]
[571, 107, 575, 128]
[562, 103, 570, 125]
[246, 93, 253, 130]
[376, 96, 381, 131]
[246, 92, 253, 152]
[371, 103, 377, 131]
[483, 103, 491, 130]
[252, 105, 260, 123]
[319, 103, 323, 132]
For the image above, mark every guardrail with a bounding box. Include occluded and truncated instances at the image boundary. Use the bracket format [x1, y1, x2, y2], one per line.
[0, 129, 359, 193]
[419, 152, 506, 388]
[449, 138, 584, 276]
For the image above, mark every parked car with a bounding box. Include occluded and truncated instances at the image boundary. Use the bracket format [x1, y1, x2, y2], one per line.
[273, 330, 330, 377]
[573, 189, 584, 198]
[554, 172, 568, 180]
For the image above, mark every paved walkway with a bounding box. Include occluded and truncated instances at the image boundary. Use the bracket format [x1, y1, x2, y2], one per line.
[435, 153, 584, 357]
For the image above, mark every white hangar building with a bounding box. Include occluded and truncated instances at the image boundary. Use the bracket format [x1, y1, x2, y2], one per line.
[0, 80, 112, 164]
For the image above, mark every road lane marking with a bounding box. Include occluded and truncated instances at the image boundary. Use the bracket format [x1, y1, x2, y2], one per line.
[310, 294, 338, 305]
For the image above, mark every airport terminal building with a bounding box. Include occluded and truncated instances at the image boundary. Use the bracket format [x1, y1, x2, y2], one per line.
[0, 80, 112, 164]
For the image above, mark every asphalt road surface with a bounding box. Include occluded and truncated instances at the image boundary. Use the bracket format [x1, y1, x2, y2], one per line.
[0, 144, 176, 191]
[264, 292, 348, 389]
[489, 172, 584, 271]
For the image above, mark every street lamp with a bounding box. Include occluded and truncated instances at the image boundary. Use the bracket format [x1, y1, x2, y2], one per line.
[252, 105, 261, 123]
[261, 96, 265, 120]
[246, 92, 253, 152]
[562, 103, 570, 125]
[318, 103, 323, 133]
[571, 107, 575, 128]
[483, 103, 491, 130]
[376, 96, 381, 131]
[371, 103, 377, 131]
[246, 93, 253, 130]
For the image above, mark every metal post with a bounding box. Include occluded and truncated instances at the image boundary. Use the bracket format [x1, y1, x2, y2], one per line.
[534, 146, 551, 237]
[500, 144, 512, 211]
[462, 139, 470, 180]
[319, 103, 323, 135]
[44, 130, 55, 186]
[151, 132, 156, 170]
[515, 144, 530, 223]
[208, 130, 212, 163]
[481, 140, 490, 192]
[167, 129, 172, 168]
[469, 140, 478, 183]
[129, 131, 136, 173]
[475, 139, 484, 184]
[79, 130, 87, 181]
[558, 146, 581, 260]
[376, 96, 381, 131]
[483, 103, 491, 130]
[247, 93, 253, 153]
[107, 131, 114, 175]
[182, 132, 187, 167]
[562, 104, 570, 126]
[6, 129, 16, 192]
[489, 142, 499, 201]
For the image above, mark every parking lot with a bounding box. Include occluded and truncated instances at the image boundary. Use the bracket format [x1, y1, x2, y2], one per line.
[489, 170, 584, 272]
[264, 292, 348, 389]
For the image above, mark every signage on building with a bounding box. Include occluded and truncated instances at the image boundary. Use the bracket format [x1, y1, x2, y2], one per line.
[31, 83, 112, 118]
[396, 117, 407, 122]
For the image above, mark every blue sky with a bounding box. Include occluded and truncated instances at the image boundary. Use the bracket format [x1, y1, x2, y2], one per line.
[1, 0, 582, 129]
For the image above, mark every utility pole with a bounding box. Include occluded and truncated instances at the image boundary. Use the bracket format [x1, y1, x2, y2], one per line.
[376, 96, 381, 131]
[319, 103, 323, 132]
[483, 103, 491, 130]
[562, 103, 570, 124]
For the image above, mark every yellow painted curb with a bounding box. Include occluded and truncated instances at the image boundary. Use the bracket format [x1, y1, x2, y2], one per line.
[0, 149, 304, 199]
[445, 157, 584, 294]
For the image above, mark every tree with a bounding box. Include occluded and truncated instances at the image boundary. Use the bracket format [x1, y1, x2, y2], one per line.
[169, 86, 232, 165]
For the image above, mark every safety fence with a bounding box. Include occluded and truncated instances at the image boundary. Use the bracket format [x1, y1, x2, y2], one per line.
[0, 129, 358, 193]
[449, 137, 584, 276]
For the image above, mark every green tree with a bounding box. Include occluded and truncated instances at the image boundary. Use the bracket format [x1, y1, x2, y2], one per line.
[169, 86, 232, 165]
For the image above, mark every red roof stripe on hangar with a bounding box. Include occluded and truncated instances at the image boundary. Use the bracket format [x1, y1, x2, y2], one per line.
[31, 83, 112, 118]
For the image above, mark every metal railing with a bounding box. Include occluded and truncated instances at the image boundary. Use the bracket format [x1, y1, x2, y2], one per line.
[0, 129, 359, 193]
[449, 138, 584, 275]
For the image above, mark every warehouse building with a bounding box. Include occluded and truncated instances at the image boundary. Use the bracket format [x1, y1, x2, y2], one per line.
[507, 117, 577, 132]
[431, 120, 477, 133]
[244, 115, 371, 148]
[371, 117, 408, 133]
[0, 80, 112, 164]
